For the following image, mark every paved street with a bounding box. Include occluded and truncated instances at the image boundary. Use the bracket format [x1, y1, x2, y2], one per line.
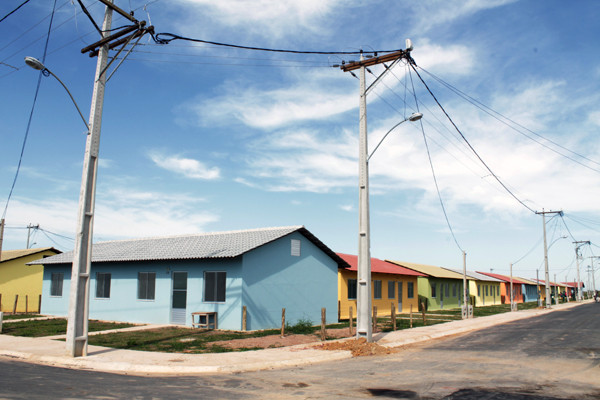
[0, 303, 598, 399]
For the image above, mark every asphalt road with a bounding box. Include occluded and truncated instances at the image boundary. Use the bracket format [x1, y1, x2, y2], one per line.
[1, 303, 599, 399]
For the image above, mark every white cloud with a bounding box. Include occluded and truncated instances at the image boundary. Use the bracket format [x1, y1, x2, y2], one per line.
[148, 151, 220, 180]
[183, 69, 355, 130]
[173, 0, 347, 40]
[589, 111, 600, 127]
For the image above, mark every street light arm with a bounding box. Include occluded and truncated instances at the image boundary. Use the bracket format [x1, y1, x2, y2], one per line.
[24, 57, 90, 132]
[367, 112, 422, 161]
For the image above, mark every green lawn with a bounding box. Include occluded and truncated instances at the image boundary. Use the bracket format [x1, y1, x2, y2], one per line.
[1, 318, 135, 337]
[1, 313, 46, 321]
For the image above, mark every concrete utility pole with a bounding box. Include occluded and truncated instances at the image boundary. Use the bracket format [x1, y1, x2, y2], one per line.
[340, 43, 415, 342]
[509, 263, 515, 311]
[66, 3, 113, 358]
[573, 241, 589, 302]
[26, 224, 39, 249]
[462, 251, 469, 319]
[589, 256, 598, 293]
[535, 210, 562, 308]
[0, 218, 4, 261]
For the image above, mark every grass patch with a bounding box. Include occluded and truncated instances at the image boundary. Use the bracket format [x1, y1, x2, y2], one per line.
[1, 318, 135, 337]
[88, 327, 283, 353]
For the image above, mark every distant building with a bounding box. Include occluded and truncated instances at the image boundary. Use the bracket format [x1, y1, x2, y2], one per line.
[31, 226, 349, 330]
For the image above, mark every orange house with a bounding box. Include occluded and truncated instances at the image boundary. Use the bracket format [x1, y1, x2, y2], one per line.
[477, 272, 527, 303]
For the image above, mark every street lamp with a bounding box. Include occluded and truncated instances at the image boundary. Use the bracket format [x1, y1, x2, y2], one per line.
[24, 57, 89, 132]
[357, 111, 422, 342]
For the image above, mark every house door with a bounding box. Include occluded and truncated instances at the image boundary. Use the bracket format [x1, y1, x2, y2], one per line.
[398, 281, 403, 313]
[171, 271, 187, 325]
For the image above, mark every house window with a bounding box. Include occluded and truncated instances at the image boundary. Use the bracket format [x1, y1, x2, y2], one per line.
[96, 273, 111, 299]
[452, 283, 457, 297]
[137, 272, 156, 300]
[445, 283, 450, 297]
[485, 285, 489, 296]
[388, 281, 395, 299]
[477, 285, 481, 296]
[347, 278, 357, 300]
[407, 282, 414, 298]
[50, 273, 63, 297]
[291, 239, 301, 256]
[373, 280, 382, 299]
[431, 283, 437, 298]
[204, 271, 226, 302]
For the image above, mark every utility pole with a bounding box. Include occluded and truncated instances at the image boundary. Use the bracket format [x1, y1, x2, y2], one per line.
[26, 224, 39, 249]
[536, 269, 541, 306]
[66, 0, 153, 357]
[573, 240, 589, 302]
[340, 43, 413, 342]
[535, 210, 562, 308]
[462, 251, 470, 319]
[589, 256, 598, 294]
[509, 263, 515, 311]
[0, 218, 4, 261]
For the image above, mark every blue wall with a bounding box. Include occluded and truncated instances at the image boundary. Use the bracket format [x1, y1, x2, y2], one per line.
[40, 231, 339, 331]
[241, 231, 339, 330]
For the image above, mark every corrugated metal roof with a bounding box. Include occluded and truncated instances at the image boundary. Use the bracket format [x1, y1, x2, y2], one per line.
[476, 272, 530, 285]
[442, 268, 504, 282]
[337, 253, 426, 276]
[29, 226, 350, 268]
[0, 247, 60, 263]
[386, 260, 465, 279]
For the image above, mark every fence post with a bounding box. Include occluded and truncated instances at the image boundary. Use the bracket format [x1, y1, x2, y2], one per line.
[320, 308, 326, 341]
[242, 306, 247, 331]
[372, 306, 377, 332]
[391, 302, 396, 331]
[0, 311, 3, 333]
[421, 302, 426, 325]
[26, 295, 28, 314]
[38, 294, 42, 314]
[338, 300, 341, 322]
[349, 306, 353, 336]
[410, 304, 413, 328]
[13, 295, 18, 314]
[281, 308, 286, 337]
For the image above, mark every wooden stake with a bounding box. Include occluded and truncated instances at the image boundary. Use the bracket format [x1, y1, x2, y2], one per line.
[13, 294, 18, 314]
[372, 306, 377, 332]
[391, 303, 396, 331]
[349, 306, 353, 336]
[25, 295, 28, 314]
[281, 308, 286, 337]
[242, 306, 247, 331]
[421, 302, 426, 325]
[410, 304, 413, 328]
[320, 308, 326, 341]
[38, 294, 42, 314]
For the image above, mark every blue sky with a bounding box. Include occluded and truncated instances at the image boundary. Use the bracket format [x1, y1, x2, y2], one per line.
[1, 0, 599, 289]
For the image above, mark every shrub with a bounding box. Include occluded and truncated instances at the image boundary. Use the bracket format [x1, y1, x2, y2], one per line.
[285, 318, 315, 334]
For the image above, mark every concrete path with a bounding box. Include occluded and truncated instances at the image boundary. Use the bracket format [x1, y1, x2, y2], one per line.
[0, 301, 589, 375]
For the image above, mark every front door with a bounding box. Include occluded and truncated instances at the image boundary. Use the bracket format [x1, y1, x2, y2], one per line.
[397, 281, 403, 313]
[171, 271, 187, 324]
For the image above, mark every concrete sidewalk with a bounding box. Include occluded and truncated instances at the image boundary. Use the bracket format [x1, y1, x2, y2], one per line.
[0, 301, 587, 375]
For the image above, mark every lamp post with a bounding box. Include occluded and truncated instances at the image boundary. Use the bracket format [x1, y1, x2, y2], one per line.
[25, 3, 113, 357]
[357, 102, 422, 342]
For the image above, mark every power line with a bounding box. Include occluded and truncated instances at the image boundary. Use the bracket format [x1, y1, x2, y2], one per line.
[0, 0, 31, 24]
[408, 59, 536, 214]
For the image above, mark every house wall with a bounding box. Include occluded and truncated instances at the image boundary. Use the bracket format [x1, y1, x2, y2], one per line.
[522, 284, 538, 302]
[499, 282, 524, 303]
[337, 269, 420, 320]
[241, 231, 339, 331]
[418, 277, 463, 310]
[472, 281, 502, 306]
[0, 250, 57, 313]
[41, 258, 244, 329]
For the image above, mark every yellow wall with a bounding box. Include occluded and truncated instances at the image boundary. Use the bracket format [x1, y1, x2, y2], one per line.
[0, 250, 57, 313]
[338, 268, 420, 320]
[469, 281, 502, 306]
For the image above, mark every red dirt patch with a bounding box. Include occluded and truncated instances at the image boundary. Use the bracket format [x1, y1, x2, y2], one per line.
[317, 337, 393, 357]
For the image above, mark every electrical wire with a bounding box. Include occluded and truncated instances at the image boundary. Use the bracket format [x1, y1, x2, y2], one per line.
[408, 60, 537, 214]
[1, 0, 58, 221]
[0, 0, 31, 24]
[153, 32, 402, 55]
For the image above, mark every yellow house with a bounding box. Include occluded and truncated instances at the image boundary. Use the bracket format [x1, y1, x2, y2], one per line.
[443, 268, 503, 306]
[0, 247, 60, 313]
[337, 253, 425, 320]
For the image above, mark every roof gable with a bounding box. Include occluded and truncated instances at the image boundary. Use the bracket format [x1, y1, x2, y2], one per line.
[29, 226, 350, 268]
[0, 247, 60, 263]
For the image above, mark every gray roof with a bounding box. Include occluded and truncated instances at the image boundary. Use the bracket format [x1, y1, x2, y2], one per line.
[443, 268, 504, 282]
[29, 226, 349, 268]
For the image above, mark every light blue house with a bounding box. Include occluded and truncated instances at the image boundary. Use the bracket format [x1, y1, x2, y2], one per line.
[31, 226, 349, 331]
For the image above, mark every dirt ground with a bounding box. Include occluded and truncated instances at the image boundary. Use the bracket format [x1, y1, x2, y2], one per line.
[211, 328, 392, 356]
